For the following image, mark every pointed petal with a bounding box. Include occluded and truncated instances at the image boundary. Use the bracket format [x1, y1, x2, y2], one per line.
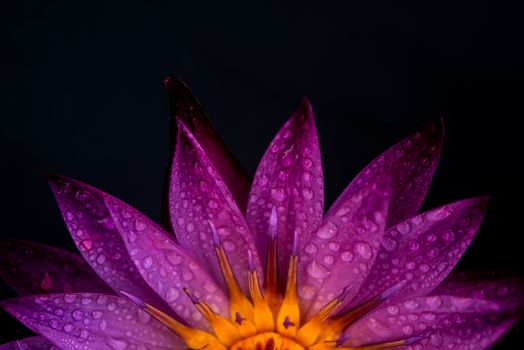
[0, 240, 111, 295]
[163, 76, 251, 223]
[1, 293, 183, 350]
[298, 177, 391, 317]
[104, 195, 229, 327]
[246, 98, 324, 285]
[327, 120, 444, 227]
[345, 294, 522, 349]
[0, 337, 60, 350]
[46, 175, 171, 312]
[351, 197, 488, 307]
[432, 271, 524, 308]
[169, 121, 263, 292]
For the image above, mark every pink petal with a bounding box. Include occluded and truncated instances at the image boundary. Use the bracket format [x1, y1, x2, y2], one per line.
[104, 195, 229, 327]
[345, 294, 521, 349]
[1, 293, 183, 350]
[169, 121, 262, 293]
[46, 175, 171, 313]
[164, 76, 251, 218]
[350, 197, 488, 307]
[298, 177, 391, 317]
[246, 98, 324, 285]
[432, 271, 524, 308]
[0, 337, 59, 350]
[326, 120, 444, 228]
[0, 240, 111, 296]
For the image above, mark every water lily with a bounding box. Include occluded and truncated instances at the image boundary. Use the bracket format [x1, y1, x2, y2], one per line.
[0, 77, 522, 350]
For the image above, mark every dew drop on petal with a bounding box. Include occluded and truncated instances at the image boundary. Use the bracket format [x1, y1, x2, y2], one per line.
[354, 242, 373, 260]
[306, 260, 329, 278]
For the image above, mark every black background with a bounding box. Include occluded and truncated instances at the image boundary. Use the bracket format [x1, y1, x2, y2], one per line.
[1, 0, 523, 348]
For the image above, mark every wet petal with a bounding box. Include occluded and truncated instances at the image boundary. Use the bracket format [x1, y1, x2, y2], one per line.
[169, 121, 262, 293]
[0, 337, 60, 350]
[351, 197, 488, 307]
[0, 240, 111, 295]
[327, 120, 443, 228]
[345, 294, 522, 349]
[298, 177, 391, 317]
[104, 195, 229, 327]
[246, 98, 324, 285]
[432, 271, 524, 308]
[46, 175, 171, 312]
[1, 293, 183, 350]
[163, 76, 251, 220]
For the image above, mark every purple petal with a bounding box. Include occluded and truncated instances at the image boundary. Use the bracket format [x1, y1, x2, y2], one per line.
[0, 337, 60, 350]
[0, 240, 111, 296]
[350, 197, 488, 307]
[298, 177, 391, 317]
[104, 195, 229, 327]
[163, 76, 251, 219]
[326, 120, 444, 228]
[345, 294, 521, 349]
[246, 98, 324, 285]
[169, 121, 262, 293]
[432, 271, 524, 308]
[46, 175, 171, 313]
[1, 293, 183, 350]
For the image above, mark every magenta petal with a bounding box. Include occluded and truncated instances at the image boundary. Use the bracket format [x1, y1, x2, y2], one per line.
[327, 120, 444, 228]
[1, 293, 183, 350]
[246, 98, 324, 285]
[345, 294, 521, 349]
[104, 195, 229, 327]
[432, 271, 524, 308]
[351, 197, 489, 308]
[0, 240, 111, 295]
[298, 177, 391, 317]
[164, 76, 251, 217]
[46, 175, 171, 312]
[169, 121, 263, 293]
[0, 337, 59, 350]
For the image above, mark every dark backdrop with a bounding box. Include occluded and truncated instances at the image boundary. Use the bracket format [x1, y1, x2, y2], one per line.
[1, 0, 523, 348]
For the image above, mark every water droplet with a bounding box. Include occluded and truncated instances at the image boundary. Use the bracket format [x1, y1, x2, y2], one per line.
[328, 242, 340, 252]
[316, 221, 338, 239]
[134, 219, 147, 231]
[106, 337, 128, 350]
[341, 250, 354, 262]
[40, 272, 53, 291]
[270, 187, 287, 202]
[408, 240, 420, 252]
[323, 255, 335, 265]
[442, 229, 455, 242]
[186, 222, 195, 232]
[381, 237, 397, 252]
[306, 260, 329, 278]
[280, 145, 299, 167]
[302, 188, 314, 200]
[302, 171, 314, 183]
[305, 243, 318, 254]
[142, 256, 153, 269]
[354, 242, 373, 260]
[80, 239, 93, 251]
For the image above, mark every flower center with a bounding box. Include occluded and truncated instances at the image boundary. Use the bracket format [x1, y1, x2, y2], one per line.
[230, 332, 304, 350]
[122, 208, 422, 350]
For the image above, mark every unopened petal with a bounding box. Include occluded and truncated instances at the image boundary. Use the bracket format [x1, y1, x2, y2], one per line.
[246, 97, 325, 286]
[0, 240, 110, 295]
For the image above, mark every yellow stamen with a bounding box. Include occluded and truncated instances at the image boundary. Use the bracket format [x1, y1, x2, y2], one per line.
[183, 287, 242, 346]
[248, 249, 275, 332]
[276, 230, 300, 337]
[120, 291, 225, 350]
[210, 221, 254, 322]
[295, 285, 350, 346]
